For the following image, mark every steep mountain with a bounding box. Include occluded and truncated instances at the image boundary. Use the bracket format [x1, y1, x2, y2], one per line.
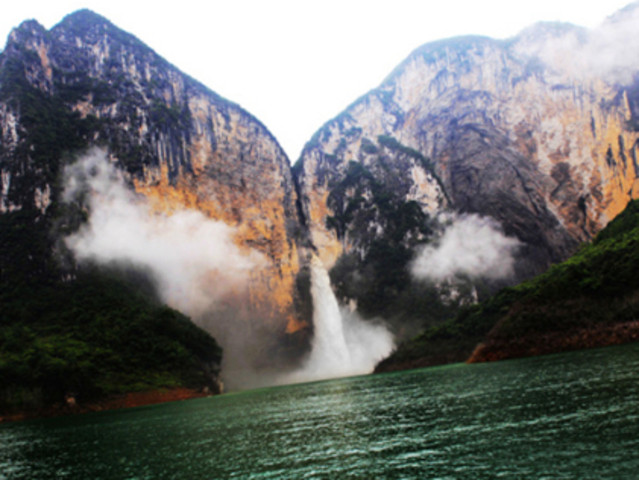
[294, 15, 639, 335]
[5, 4, 639, 408]
[0, 9, 313, 411]
[376, 198, 639, 372]
[0, 10, 313, 387]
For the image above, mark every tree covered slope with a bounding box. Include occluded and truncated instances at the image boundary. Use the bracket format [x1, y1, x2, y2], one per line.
[0, 261, 222, 415]
[376, 200, 639, 372]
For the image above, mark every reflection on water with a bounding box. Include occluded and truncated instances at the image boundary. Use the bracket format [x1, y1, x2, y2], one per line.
[2, 343, 639, 479]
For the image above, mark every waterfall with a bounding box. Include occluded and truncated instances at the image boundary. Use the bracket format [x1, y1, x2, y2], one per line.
[306, 255, 352, 374]
[286, 254, 394, 383]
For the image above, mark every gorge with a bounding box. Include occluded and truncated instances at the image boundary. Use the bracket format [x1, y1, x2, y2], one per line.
[3, 4, 639, 415]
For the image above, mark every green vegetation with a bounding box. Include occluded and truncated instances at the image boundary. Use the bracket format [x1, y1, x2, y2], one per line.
[378, 199, 639, 371]
[0, 262, 222, 412]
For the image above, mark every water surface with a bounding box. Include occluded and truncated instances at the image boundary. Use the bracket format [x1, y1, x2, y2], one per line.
[2, 343, 639, 479]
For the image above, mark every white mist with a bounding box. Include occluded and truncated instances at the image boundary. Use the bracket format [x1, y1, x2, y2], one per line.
[284, 255, 395, 383]
[306, 255, 352, 372]
[63, 150, 394, 388]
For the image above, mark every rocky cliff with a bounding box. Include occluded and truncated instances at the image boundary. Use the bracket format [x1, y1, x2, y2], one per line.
[375, 198, 639, 373]
[4, 5, 639, 396]
[294, 13, 639, 334]
[0, 10, 311, 376]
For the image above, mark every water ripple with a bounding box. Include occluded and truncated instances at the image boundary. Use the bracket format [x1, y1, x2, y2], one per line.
[2, 344, 639, 479]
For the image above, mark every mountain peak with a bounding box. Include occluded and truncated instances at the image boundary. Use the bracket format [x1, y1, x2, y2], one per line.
[51, 9, 140, 46]
[408, 35, 500, 63]
[56, 9, 113, 31]
[5, 19, 47, 49]
[14, 19, 46, 34]
[381, 35, 499, 86]
[604, 1, 639, 25]
[513, 21, 587, 43]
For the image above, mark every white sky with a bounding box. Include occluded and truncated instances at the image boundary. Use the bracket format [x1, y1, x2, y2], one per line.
[0, 0, 633, 161]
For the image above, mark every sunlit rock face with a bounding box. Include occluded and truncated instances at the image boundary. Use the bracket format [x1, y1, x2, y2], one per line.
[0, 10, 309, 349]
[4, 6, 639, 376]
[295, 23, 639, 282]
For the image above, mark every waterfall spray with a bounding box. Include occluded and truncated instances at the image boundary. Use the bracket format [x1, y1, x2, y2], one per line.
[285, 254, 395, 383]
[306, 255, 352, 374]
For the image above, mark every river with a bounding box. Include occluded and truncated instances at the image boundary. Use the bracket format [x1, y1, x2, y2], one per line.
[2, 343, 639, 479]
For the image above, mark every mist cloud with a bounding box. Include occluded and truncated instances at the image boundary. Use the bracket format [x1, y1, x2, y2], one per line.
[63, 148, 265, 318]
[515, 5, 639, 84]
[63, 149, 394, 389]
[282, 256, 394, 384]
[411, 214, 520, 282]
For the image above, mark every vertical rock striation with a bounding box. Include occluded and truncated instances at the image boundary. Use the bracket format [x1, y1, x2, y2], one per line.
[294, 20, 639, 328]
[0, 10, 310, 369]
[4, 5, 639, 380]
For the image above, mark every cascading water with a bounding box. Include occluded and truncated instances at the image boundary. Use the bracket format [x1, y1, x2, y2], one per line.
[287, 254, 394, 383]
[306, 255, 352, 374]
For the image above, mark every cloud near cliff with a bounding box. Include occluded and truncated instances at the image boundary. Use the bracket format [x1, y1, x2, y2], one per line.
[410, 214, 520, 282]
[63, 148, 265, 317]
[516, 5, 639, 84]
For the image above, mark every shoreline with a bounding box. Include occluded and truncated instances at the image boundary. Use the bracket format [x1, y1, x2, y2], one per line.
[468, 320, 639, 363]
[6, 324, 639, 424]
[0, 387, 212, 424]
[376, 322, 639, 374]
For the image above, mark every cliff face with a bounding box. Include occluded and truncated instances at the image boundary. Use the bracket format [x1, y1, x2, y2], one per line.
[4, 6, 639, 386]
[294, 20, 639, 330]
[0, 11, 309, 351]
[376, 199, 639, 373]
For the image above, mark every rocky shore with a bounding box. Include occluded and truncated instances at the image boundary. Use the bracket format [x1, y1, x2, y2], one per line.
[0, 388, 213, 424]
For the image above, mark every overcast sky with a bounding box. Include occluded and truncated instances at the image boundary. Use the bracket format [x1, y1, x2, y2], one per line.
[0, 0, 632, 161]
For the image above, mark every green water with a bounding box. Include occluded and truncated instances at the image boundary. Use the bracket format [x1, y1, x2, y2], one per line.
[2, 344, 639, 479]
